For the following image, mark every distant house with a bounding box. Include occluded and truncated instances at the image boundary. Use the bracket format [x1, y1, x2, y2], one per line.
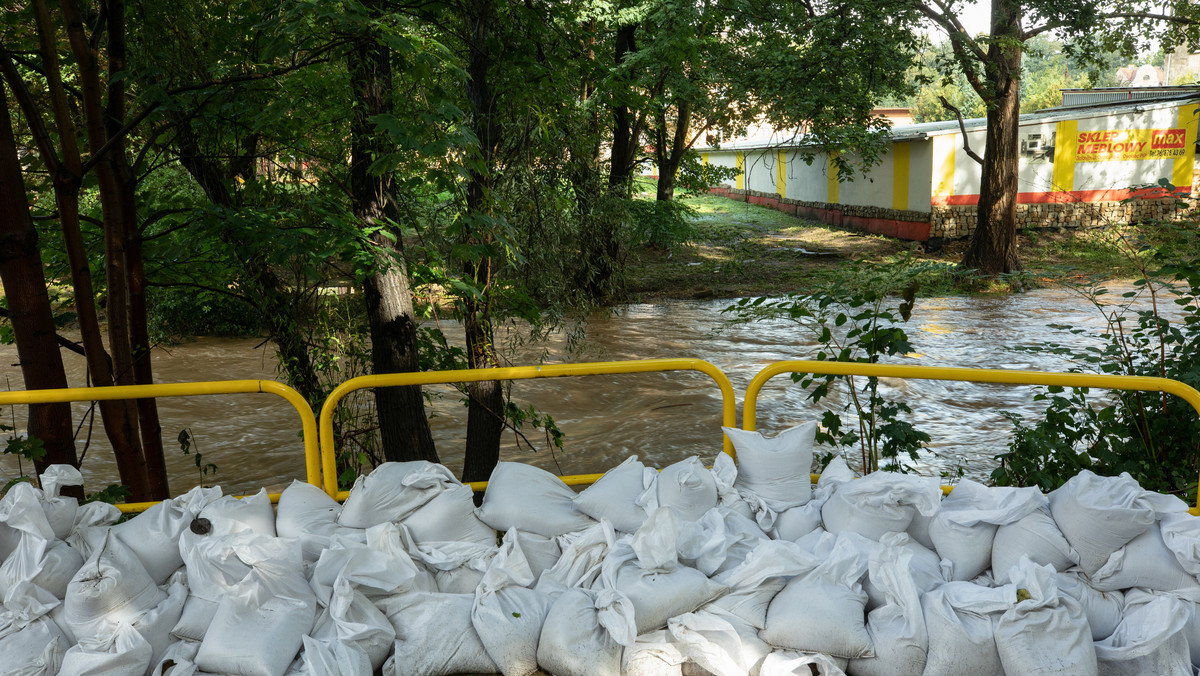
[1116, 65, 1167, 87]
[699, 89, 1200, 242]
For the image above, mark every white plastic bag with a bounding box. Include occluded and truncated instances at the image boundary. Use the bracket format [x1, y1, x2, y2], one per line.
[929, 479, 1046, 581]
[537, 587, 636, 676]
[40, 465, 84, 540]
[759, 650, 848, 676]
[1095, 592, 1190, 676]
[761, 535, 872, 658]
[297, 635, 372, 676]
[0, 481, 83, 599]
[309, 524, 435, 605]
[378, 591, 497, 676]
[993, 557, 1097, 676]
[723, 422, 816, 511]
[655, 457, 718, 522]
[471, 530, 553, 676]
[1047, 471, 1155, 575]
[573, 456, 655, 533]
[337, 461, 460, 529]
[991, 507, 1077, 583]
[535, 520, 616, 594]
[476, 462, 597, 537]
[668, 607, 771, 676]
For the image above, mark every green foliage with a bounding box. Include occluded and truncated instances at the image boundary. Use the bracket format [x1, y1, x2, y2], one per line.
[628, 198, 697, 251]
[723, 260, 945, 473]
[85, 484, 133, 505]
[147, 286, 264, 344]
[994, 221, 1200, 501]
[177, 428, 218, 488]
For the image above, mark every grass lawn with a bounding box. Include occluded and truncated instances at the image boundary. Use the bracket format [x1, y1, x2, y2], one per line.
[623, 188, 1192, 301]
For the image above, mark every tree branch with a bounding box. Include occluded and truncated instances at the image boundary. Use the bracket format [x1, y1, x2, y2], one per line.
[0, 307, 87, 357]
[939, 95, 984, 165]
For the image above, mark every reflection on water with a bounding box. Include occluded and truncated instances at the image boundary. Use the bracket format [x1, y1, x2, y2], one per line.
[0, 287, 1152, 495]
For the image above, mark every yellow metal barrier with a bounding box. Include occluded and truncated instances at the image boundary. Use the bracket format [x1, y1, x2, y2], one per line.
[319, 359, 738, 500]
[744, 361, 1200, 511]
[0, 380, 320, 513]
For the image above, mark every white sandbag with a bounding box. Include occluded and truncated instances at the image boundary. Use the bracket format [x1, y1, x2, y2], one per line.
[1056, 572, 1124, 641]
[770, 498, 824, 542]
[1047, 471, 1155, 576]
[535, 520, 616, 594]
[676, 507, 767, 577]
[150, 640, 202, 676]
[622, 630, 686, 676]
[655, 457, 718, 522]
[820, 472, 941, 541]
[0, 534, 83, 600]
[929, 479, 1046, 582]
[399, 484, 496, 546]
[476, 462, 597, 537]
[275, 481, 343, 563]
[337, 461, 459, 529]
[668, 607, 771, 676]
[298, 635, 372, 676]
[1090, 522, 1200, 592]
[63, 531, 165, 643]
[761, 535, 872, 658]
[112, 486, 222, 584]
[403, 539, 494, 594]
[993, 557, 1097, 676]
[922, 581, 1012, 676]
[574, 456, 655, 533]
[379, 591, 497, 676]
[537, 587, 636, 676]
[310, 577, 394, 671]
[195, 489, 276, 538]
[471, 531, 552, 676]
[759, 650, 848, 676]
[723, 422, 816, 511]
[849, 546, 928, 676]
[1158, 509, 1200, 577]
[708, 539, 817, 629]
[194, 550, 316, 676]
[514, 530, 559, 580]
[171, 531, 260, 641]
[862, 531, 945, 612]
[40, 465, 84, 540]
[309, 524, 435, 605]
[1094, 592, 1190, 676]
[130, 579, 188, 671]
[59, 620, 153, 676]
[612, 560, 727, 635]
[710, 452, 755, 521]
[0, 581, 68, 676]
[991, 507, 1077, 583]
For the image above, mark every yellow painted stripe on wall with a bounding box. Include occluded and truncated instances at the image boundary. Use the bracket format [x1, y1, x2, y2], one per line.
[1053, 120, 1078, 192]
[702, 153, 709, 166]
[1174, 104, 1198, 190]
[776, 150, 787, 197]
[891, 142, 910, 211]
[932, 135, 955, 197]
[736, 152, 744, 190]
[827, 153, 839, 204]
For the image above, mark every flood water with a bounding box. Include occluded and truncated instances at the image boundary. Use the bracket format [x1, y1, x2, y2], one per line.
[0, 287, 1157, 496]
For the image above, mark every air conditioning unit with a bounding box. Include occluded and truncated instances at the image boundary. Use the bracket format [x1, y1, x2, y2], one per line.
[1023, 134, 1043, 153]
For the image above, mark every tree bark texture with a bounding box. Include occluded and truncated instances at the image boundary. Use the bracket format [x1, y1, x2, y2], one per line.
[460, 0, 505, 485]
[961, 0, 1023, 275]
[655, 99, 693, 201]
[608, 24, 642, 194]
[0, 82, 77, 474]
[349, 3, 439, 464]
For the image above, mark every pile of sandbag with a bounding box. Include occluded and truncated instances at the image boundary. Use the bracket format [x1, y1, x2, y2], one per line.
[4, 420, 1200, 676]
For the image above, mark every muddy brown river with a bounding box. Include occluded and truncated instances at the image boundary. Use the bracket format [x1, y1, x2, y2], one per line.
[0, 288, 1158, 496]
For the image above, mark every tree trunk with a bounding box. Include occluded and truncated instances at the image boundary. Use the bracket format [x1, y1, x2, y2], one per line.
[460, 0, 505, 485]
[656, 100, 693, 202]
[608, 24, 641, 194]
[0, 82, 77, 474]
[961, 0, 1023, 275]
[349, 0, 438, 464]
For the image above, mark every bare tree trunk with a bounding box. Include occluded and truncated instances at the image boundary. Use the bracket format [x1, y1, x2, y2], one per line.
[961, 0, 1023, 275]
[608, 24, 642, 194]
[0, 82, 77, 475]
[460, 0, 505, 485]
[349, 0, 438, 463]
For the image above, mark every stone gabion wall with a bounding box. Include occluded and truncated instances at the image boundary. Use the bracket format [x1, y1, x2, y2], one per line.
[930, 196, 1195, 239]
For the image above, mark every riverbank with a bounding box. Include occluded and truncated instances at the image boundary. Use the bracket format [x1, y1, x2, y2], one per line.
[624, 189, 1191, 301]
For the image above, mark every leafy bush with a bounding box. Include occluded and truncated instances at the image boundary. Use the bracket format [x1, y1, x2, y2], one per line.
[994, 220, 1200, 502]
[628, 198, 697, 252]
[147, 286, 264, 344]
[724, 259, 947, 473]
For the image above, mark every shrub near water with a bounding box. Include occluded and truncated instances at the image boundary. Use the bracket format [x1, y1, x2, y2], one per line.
[994, 223, 1200, 502]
